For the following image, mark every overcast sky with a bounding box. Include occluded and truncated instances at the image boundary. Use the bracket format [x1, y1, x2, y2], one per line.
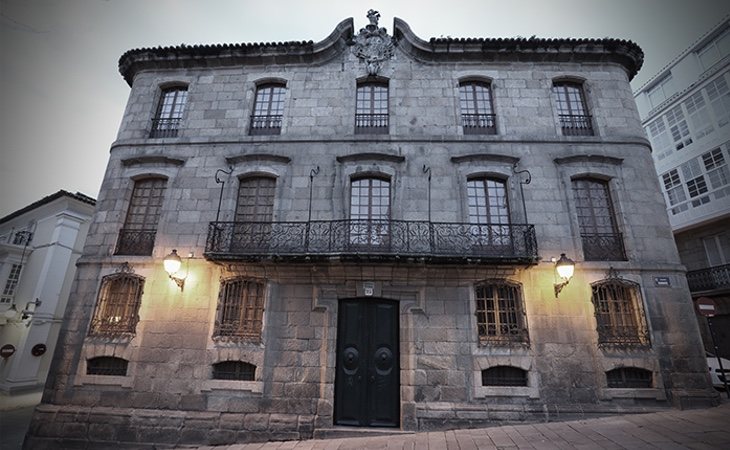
[1, 0, 729, 218]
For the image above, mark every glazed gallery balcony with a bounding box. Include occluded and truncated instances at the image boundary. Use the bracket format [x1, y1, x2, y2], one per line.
[204, 220, 538, 264]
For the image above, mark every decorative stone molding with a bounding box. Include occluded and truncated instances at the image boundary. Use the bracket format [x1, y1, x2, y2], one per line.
[350, 10, 396, 76]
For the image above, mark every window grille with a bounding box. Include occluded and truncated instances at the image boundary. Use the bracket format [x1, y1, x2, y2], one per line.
[212, 361, 256, 381]
[482, 366, 528, 386]
[591, 277, 650, 347]
[475, 281, 529, 345]
[87, 356, 129, 376]
[459, 81, 496, 134]
[150, 86, 187, 138]
[115, 178, 166, 255]
[606, 367, 652, 388]
[250, 83, 286, 135]
[572, 178, 626, 261]
[552, 82, 593, 136]
[214, 279, 265, 341]
[355, 81, 388, 134]
[89, 273, 144, 336]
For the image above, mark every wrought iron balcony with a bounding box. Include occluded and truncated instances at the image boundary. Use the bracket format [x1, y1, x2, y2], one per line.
[204, 220, 538, 264]
[249, 114, 283, 135]
[114, 229, 157, 256]
[149, 118, 181, 138]
[462, 113, 497, 135]
[581, 233, 626, 261]
[687, 264, 730, 293]
[558, 114, 593, 136]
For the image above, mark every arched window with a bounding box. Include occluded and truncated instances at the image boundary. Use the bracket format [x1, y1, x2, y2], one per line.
[89, 272, 144, 336]
[150, 85, 187, 138]
[591, 276, 649, 347]
[355, 80, 389, 134]
[250, 83, 286, 135]
[459, 80, 496, 134]
[552, 81, 593, 135]
[212, 361, 256, 381]
[87, 356, 129, 376]
[474, 280, 528, 345]
[482, 366, 528, 386]
[213, 278, 266, 341]
[115, 177, 167, 256]
[572, 177, 626, 261]
[349, 176, 391, 246]
[606, 367, 652, 388]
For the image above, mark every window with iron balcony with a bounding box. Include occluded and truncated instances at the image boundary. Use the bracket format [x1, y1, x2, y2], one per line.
[553, 81, 593, 136]
[150, 86, 187, 138]
[355, 80, 389, 134]
[250, 83, 286, 135]
[459, 80, 497, 135]
[115, 177, 166, 256]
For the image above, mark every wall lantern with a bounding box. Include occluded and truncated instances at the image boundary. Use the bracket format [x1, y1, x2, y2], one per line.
[3, 299, 42, 323]
[163, 249, 188, 291]
[553, 253, 575, 298]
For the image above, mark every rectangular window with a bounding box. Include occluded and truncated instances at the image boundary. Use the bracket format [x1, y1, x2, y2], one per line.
[459, 81, 496, 134]
[349, 177, 390, 247]
[1, 264, 22, 304]
[697, 28, 730, 70]
[647, 75, 674, 108]
[467, 178, 511, 248]
[150, 86, 187, 138]
[231, 177, 276, 252]
[250, 83, 286, 135]
[89, 273, 144, 336]
[703, 148, 730, 190]
[572, 178, 626, 261]
[552, 82, 593, 136]
[702, 232, 730, 266]
[475, 282, 529, 345]
[115, 178, 166, 256]
[646, 118, 673, 160]
[355, 82, 388, 134]
[214, 279, 265, 341]
[684, 91, 714, 140]
[665, 105, 693, 150]
[705, 74, 730, 128]
[662, 169, 687, 206]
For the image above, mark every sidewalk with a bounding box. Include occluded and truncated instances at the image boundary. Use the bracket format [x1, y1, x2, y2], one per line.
[191, 401, 730, 449]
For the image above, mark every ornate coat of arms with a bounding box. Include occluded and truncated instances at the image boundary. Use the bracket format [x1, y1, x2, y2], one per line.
[351, 10, 395, 76]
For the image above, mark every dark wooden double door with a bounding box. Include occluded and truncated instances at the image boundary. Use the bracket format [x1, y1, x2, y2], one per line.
[334, 298, 400, 427]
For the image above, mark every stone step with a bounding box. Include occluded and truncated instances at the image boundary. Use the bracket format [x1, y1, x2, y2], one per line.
[313, 426, 416, 440]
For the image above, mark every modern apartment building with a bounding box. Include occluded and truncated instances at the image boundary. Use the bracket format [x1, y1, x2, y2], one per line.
[634, 18, 730, 357]
[25, 12, 718, 448]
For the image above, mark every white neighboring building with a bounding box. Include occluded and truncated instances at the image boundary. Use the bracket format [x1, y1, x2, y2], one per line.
[634, 18, 730, 356]
[0, 190, 95, 394]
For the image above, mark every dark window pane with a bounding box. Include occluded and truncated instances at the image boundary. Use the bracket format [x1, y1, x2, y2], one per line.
[355, 82, 389, 134]
[151, 87, 187, 138]
[572, 178, 625, 261]
[87, 357, 128, 376]
[606, 367, 652, 388]
[250, 83, 286, 135]
[116, 178, 166, 255]
[214, 279, 265, 340]
[459, 81, 496, 134]
[592, 279, 649, 347]
[89, 273, 144, 336]
[212, 361, 256, 381]
[482, 366, 528, 386]
[475, 281, 528, 344]
[553, 82, 593, 136]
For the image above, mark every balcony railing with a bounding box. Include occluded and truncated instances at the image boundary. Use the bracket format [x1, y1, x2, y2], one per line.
[250, 114, 283, 135]
[149, 118, 181, 138]
[355, 114, 389, 134]
[558, 114, 593, 136]
[462, 113, 497, 135]
[687, 264, 730, 293]
[204, 220, 538, 263]
[115, 229, 157, 256]
[581, 233, 626, 261]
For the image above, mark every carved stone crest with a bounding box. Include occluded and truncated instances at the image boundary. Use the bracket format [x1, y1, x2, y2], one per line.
[351, 10, 395, 76]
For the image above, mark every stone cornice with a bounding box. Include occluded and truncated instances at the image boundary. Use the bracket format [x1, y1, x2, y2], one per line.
[118, 17, 644, 86]
[118, 18, 355, 86]
[393, 18, 644, 81]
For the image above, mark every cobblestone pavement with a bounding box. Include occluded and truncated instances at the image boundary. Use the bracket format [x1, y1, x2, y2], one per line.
[190, 402, 730, 450]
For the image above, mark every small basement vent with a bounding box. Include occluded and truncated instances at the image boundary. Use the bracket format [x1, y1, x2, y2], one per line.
[212, 361, 256, 381]
[481, 365, 528, 387]
[86, 356, 128, 376]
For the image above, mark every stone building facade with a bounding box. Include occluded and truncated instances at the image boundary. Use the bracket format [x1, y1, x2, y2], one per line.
[26, 13, 718, 448]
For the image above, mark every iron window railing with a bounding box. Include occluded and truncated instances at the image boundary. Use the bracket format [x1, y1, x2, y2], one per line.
[115, 229, 157, 256]
[475, 281, 529, 345]
[687, 264, 730, 292]
[558, 114, 593, 136]
[355, 113, 389, 134]
[204, 220, 538, 263]
[581, 233, 626, 261]
[249, 114, 283, 135]
[462, 113, 497, 135]
[591, 280, 650, 348]
[149, 118, 182, 138]
[88, 273, 144, 337]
